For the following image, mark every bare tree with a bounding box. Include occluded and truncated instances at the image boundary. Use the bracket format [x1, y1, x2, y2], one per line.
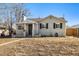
[9, 3, 31, 37]
[14, 3, 30, 22]
[0, 3, 31, 37]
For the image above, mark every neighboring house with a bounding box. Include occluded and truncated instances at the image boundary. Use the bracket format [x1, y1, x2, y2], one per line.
[0, 22, 6, 36]
[66, 24, 79, 37]
[12, 23, 16, 32]
[16, 15, 67, 37]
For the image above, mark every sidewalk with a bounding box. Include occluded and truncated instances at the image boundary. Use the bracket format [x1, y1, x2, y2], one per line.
[0, 38, 24, 46]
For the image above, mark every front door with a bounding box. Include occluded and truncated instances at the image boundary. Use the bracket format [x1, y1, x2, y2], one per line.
[28, 24, 32, 36]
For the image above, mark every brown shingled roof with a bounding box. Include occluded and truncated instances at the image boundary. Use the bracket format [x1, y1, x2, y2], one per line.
[31, 15, 67, 22]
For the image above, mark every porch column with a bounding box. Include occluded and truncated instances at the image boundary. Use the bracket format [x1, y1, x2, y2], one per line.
[64, 23, 66, 37]
[24, 23, 26, 37]
[36, 23, 39, 35]
[32, 23, 35, 37]
[16, 24, 18, 31]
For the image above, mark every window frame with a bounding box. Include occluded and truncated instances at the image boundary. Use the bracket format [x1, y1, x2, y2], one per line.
[18, 26, 24, 30]
[40, 23, 48, 29]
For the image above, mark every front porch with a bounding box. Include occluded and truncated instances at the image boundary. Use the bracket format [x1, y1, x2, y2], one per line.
[16, 21, 39, 37]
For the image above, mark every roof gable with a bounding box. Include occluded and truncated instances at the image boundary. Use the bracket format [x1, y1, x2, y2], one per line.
[32, 15, 67, 22]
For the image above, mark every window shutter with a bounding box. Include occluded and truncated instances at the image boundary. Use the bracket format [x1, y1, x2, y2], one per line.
[53, 23, 55, 29]
[46, 23, 48, 29]
[40, 23, 42, 29]
[60, 23, 62, 29]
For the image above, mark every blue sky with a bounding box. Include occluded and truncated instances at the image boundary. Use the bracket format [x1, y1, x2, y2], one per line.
[24, 3, 79, 26]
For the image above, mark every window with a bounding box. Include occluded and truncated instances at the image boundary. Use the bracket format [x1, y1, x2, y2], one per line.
[18, 26, 24, 30]
[60, 23, 62, 29]
[53, 23, 62, 29]
[40, 23, 48, 29]
[56, 24, 60, 28]
[56, 24, 57, 28]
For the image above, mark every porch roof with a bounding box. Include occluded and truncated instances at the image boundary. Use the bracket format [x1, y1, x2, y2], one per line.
[16, 19, 36, 24]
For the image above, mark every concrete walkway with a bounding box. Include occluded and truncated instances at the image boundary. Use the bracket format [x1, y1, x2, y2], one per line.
[0, 38, 24, 46]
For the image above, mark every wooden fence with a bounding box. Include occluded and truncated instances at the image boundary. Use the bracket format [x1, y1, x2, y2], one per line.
[66, 28, 77, 36]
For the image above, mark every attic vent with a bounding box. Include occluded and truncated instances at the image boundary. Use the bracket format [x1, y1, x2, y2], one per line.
[55, 33, 58, 37]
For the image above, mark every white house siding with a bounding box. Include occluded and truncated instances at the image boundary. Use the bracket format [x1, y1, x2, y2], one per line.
[38, 17, 66, 37]
[16, 30, 24, 37]
[34, 23, 39, 35]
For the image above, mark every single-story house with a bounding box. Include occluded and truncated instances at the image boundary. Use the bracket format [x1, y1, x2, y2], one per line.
[16, 15, 67, 37]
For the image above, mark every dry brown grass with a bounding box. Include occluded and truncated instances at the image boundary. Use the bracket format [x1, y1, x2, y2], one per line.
[0, 37, 79, 56]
